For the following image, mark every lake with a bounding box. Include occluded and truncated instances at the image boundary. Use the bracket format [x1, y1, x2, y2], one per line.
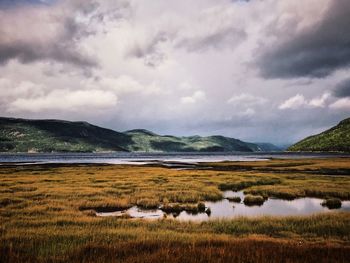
[1, 152, 350, 165]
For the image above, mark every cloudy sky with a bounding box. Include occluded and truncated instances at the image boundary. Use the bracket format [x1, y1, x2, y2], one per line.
[1, 0, 350, 145]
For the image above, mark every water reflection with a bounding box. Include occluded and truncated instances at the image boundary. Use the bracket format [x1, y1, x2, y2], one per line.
[96, 206, 164, 219]
[96, 191, 350, 221]
[174, 191, 350, 221]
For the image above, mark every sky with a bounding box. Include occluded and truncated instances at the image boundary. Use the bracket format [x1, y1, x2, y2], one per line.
[0, 0, 349, 145]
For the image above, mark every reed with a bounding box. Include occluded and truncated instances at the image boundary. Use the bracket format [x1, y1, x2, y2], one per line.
[1, 158, 350, 262]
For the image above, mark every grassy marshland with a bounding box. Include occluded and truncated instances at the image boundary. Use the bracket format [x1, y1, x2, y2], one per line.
[1, 158, 350, 262]
[321, 198, 342, 209]
[243, 194, 265, 206]
[226, 196, 241, 203]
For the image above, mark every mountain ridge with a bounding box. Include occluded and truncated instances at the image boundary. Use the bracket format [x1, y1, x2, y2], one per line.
[0, 117, 280, 153]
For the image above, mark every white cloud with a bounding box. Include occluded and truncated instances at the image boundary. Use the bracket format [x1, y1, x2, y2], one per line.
[0, 79, 46, 102]
[9, 89, 117, 113]
[309, 92, 330, 107]
[89, 75, 143, 94]
[279, 92, 331, 110]
[279, 94, 307, 110]
[329, 98, 350, 110]
[181, 90, 206, 104]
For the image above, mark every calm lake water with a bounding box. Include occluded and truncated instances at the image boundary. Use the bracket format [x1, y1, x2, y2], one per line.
[1, 152, 350, 165]
[96, 191, 350, 221]
[175, 191, 350, 221]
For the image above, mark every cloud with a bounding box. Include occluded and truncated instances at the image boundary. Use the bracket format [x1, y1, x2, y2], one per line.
[0, 0, 349, 145]
[176, 11, 247, 52]
[279, 93, 330, 110]
[257, 0, 350, 78]
[279, 94, 307, 110]
[8, 89, 117, 113]
[309, 93, 331, 108]
[227, 93, 267, 106]
[86, 75, 145, 94]
[181, 90, 206, 104]
[127, 31, 169, 67]
[126, 3, 247, 68]
[0, 0, 130, 69]
[238, 108, 255, 117]
[333, 78, 350, 98]
[226, 94, 267, 117]
[329, 98, 350, 110]
[0, 79, 46, 102]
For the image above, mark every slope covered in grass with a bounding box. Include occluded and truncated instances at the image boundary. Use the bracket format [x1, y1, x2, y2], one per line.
[0, 117, 131, 152]
[125, 130, 260, 152]
[288, 118, 350, 152]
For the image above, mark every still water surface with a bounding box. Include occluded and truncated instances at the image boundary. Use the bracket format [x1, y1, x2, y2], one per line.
[96, 191, 350, 221]
[1, 152, 350, 165]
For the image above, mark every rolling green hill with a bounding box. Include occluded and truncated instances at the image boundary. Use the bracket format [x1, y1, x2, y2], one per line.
[0, 117, 279, 153]
[125, 130, 257, 152]
[0, 117, 132, 152]
[288, 117, 350, 153]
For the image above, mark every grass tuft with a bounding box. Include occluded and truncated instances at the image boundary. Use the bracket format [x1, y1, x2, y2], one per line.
[226, 196, 241, 203]
[243, 195, 265, 206]
[321, 198, 342, 209]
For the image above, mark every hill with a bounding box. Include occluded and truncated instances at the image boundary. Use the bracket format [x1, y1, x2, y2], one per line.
[288, 117, 350, 153]
[125, 130, 258, 152]
[0, 117, 131, 152]
[253, 143, 281, 152]
[0, 117, 279, 153]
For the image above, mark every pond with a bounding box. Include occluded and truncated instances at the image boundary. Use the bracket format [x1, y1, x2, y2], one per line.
[96, 191, 350, 221]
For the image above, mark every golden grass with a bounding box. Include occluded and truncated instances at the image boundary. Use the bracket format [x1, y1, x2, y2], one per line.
[1, 158, 350, 262]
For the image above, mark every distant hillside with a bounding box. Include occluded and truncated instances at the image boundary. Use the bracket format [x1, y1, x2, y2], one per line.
[288, 118, 350, 153]
[0, 117, 131, 152]
[125, 130, 259, 152]
[254, 143, 281, 152]
[0, 117, 280, 153]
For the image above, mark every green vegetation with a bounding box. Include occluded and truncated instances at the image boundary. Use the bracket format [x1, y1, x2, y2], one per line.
[1, 158, 350, 262]
[226, 196, 241, 202]
[243, 195, 265, 206]
[126, 131, 259, 152]
[161, 203, 201, 214]
[288, 117, 350, 152]
[322, 198, 342, 209]
[0, 117, 131, 152]
[197, 202, 206, 212]
[0, 117, 279, 153]
[201, 158, 350, 200]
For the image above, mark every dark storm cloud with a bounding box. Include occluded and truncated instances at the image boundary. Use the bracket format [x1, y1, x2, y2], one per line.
[0, 42, 97, 68]
[127, 31, 169, 67]
[127, 16, 246, 68]
[0, 20, 97, 68]
[257, 0, 350, 79]
[0, 0, 130, 69]
[333, 78, 350, 98]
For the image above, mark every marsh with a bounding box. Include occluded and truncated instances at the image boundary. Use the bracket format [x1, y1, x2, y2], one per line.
[1, 157, 350, 262]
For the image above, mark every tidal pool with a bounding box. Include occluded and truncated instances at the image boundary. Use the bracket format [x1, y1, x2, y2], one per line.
[96, 206, 164, 219]
[175, 191, 350, 221]
[96, 191, 350, 221]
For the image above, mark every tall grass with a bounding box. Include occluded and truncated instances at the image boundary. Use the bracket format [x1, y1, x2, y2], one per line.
[1, 158, 350, 262]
